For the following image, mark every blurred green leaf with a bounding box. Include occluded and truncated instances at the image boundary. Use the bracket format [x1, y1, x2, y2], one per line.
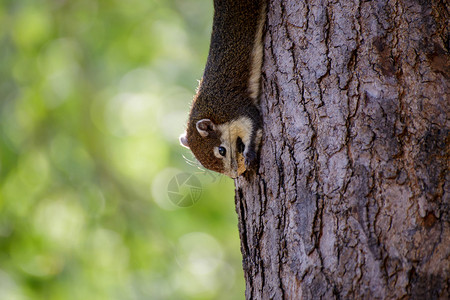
[0, 0, 244, 299]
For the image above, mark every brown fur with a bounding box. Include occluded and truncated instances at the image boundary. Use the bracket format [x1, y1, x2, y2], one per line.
[182, 0, 266, 177]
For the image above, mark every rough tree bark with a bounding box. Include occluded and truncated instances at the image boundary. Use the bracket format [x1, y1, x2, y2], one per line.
[235, 0, 449, 299]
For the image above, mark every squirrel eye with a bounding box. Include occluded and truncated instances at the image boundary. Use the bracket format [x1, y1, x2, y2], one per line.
[218, 146, 226, 157]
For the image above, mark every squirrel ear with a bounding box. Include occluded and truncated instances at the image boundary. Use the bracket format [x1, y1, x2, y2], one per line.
[196, 119, 216, 137]
[179, 132, 189, 148]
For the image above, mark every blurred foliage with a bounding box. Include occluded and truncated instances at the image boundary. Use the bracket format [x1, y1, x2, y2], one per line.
[0, 0, 244, 299]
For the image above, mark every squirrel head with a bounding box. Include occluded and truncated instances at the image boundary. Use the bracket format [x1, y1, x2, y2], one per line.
[180, 118, 246, 178]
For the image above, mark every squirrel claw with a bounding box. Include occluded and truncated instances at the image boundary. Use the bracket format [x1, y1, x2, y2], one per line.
[244, 150, 257, 170]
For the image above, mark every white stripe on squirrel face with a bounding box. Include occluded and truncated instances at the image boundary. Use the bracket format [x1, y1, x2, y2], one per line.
[216, 116, 254, 178]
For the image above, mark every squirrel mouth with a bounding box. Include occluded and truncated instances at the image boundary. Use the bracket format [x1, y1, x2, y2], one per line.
[236, 137, 245, 153]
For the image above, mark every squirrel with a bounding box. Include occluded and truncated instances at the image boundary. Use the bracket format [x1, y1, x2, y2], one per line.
[179, 0, 266, 178]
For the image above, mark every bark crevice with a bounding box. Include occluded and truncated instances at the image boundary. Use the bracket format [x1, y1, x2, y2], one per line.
[235, 0, 449, 299]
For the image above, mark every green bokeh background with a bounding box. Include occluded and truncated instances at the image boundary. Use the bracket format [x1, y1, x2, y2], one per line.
[0, 0, 243, 299]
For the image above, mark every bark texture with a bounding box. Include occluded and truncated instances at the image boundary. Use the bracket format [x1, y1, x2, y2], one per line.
[235, 0, 449, 299]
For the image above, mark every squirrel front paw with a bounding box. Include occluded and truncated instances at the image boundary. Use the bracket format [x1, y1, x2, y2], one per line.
[244, 149, 257, 170]
[237, 136, 259, 171]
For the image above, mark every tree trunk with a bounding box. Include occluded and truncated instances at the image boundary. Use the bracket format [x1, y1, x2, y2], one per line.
[235, 1, 449, 299]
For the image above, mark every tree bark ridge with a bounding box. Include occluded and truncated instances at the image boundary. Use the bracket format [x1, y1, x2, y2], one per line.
[235, 0, 449, 299]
